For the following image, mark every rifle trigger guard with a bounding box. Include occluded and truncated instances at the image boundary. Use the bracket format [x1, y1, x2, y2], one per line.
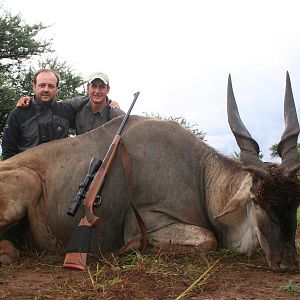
[93, 195, 102, 207]
[83, 195, 101, 207]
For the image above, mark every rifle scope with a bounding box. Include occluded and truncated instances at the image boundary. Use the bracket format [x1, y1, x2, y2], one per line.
[67, 157, 102, 217]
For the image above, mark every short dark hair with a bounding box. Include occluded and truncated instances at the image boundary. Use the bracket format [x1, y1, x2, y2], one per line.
[33, 69, 60, 87]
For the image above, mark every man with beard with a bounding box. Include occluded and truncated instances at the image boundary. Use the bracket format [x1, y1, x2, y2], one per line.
[2, 69, 75, 160]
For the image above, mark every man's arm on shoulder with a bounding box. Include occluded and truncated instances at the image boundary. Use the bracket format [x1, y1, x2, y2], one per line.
[61, 96, 89, 112]
[16, 95, 90, 113]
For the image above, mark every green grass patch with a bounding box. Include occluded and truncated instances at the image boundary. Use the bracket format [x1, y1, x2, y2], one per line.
[280, 280, 300, 294]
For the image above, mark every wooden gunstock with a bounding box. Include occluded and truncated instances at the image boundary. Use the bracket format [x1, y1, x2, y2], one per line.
[63, 216, 92, 271]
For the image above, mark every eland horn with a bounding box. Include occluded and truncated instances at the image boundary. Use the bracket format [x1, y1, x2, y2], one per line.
[277, 71, 300, 174]
[227, 74, 267, 175]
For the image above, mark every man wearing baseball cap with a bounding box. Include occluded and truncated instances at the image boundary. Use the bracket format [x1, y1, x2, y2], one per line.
[87, 72, 110, 85]
[69, 71, 125, 134]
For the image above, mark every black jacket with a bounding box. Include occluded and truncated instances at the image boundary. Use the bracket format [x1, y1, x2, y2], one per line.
[2, 98, 77, 160]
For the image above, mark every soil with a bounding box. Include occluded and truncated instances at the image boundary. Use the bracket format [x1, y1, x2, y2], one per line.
[0, 246, 299, 300]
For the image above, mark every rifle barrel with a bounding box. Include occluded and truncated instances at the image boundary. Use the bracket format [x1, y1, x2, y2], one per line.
[117, 91, 140, 135]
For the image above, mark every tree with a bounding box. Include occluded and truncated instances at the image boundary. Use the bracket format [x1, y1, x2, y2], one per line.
[13, 56, 85, 100]
[269, 143, 300, 158]
[143, 112, 206, 140]
[0, 7, 85, 139]
[269, 144, 279, 158]
[231, 150, 263, 160]
[0, 9, 52, 73]
[0, 7, 52, 138]
[38, 57, 85, 100]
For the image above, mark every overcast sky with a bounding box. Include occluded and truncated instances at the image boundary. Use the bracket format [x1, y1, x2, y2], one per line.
[3, 0, 300, 160]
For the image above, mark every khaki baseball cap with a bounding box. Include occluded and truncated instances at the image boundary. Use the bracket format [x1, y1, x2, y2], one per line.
[86, 72, 109, 85]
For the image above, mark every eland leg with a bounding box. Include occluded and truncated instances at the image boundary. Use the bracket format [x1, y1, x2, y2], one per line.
[120, 222, 217, 254]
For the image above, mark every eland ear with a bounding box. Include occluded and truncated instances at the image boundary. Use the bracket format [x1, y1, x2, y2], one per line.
[214, 174, 252, 220]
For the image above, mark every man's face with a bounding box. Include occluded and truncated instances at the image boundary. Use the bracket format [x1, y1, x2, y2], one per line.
[32, 72, 58, 103]
[87, 79, 110, 106]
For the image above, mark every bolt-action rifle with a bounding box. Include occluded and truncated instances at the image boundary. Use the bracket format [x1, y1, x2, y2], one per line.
[63, 91, 140, 271]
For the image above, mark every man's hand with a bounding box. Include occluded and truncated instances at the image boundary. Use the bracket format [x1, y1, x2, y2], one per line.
[16, 96, 31, 108]
[109, 100, 120, 109]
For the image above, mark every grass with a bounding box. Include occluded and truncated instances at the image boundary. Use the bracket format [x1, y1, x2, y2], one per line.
[280, 280, 300, 294]
[84, 250, 225, 298]
[87, 263, 120, 294]
[174, 257, 223, 300]
[93, 250, 216, 277]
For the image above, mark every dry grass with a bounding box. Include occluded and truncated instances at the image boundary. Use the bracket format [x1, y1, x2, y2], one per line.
[0, 225, 299, 299]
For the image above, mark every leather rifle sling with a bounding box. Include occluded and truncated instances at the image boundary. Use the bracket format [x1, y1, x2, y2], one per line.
[121, 142, 148, 252]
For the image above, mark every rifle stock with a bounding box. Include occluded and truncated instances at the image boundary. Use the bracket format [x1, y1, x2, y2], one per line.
[63, 91, 140, 271]
[63, 216, 90, 270]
